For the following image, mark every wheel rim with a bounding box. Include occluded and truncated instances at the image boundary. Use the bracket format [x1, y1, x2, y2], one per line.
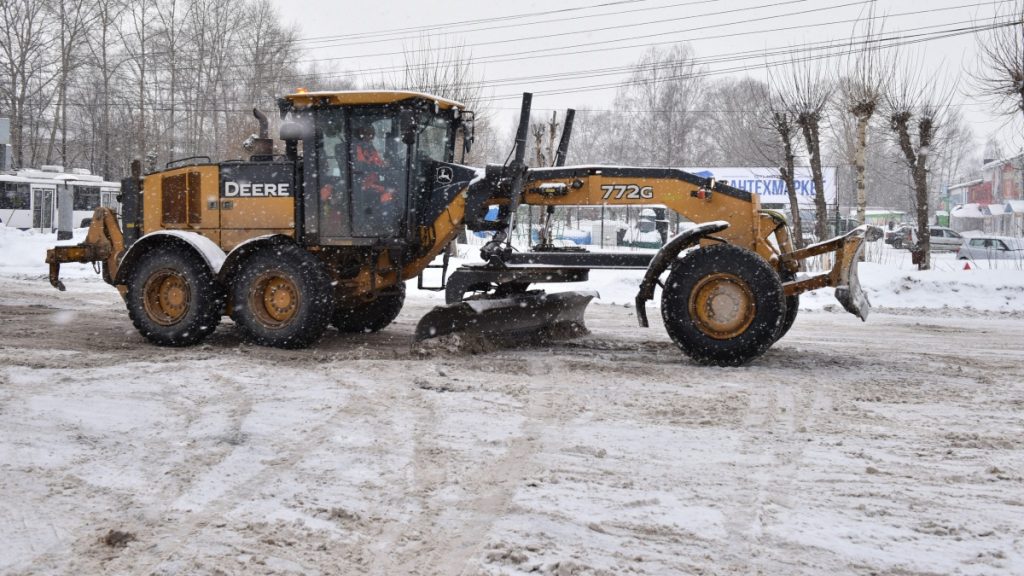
[688, 272, 756, 340]
[249, 271, 300, 327]
[142, 268, 190, 326]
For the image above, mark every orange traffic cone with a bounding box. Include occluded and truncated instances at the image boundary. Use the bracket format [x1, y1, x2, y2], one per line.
[963, 261, 971, 270]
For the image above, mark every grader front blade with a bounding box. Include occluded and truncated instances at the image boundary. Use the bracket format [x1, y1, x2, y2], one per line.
[414, 290, 597, 342]
[783, 225, 883, 321]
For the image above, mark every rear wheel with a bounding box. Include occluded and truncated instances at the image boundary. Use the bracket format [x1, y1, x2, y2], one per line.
[126, 246, 222, 346]
[230, 244, 334, 348]
[333, 284, 405, 333]
[661, 244, 785, 366]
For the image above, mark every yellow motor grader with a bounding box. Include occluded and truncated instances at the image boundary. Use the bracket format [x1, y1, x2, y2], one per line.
[47, 90, 879, 366]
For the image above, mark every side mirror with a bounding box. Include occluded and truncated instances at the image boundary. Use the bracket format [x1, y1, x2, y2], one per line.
[280, 120, 312, 141]
[399, 109, 417, 145]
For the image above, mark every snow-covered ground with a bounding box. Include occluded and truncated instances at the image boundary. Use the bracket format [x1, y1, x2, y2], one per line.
[1, 227, 1023, 575]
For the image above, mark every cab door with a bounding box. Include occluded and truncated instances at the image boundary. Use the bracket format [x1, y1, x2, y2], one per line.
[347, 111, 408, 239]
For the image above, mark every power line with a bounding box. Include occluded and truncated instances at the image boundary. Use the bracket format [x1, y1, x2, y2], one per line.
[362, 18, 999, 91]
[290, 0, 655, 45]
[340, 0, 1009, 78]
[294, 0, 816, 63]
[104, 4, 1007, 100]
[56, 19, 1010, 115]
[484, 19, 1012, 101]
[295, 0, 721, 49]
[139, 0, 820, 73]
[135, 0, 1009, 84]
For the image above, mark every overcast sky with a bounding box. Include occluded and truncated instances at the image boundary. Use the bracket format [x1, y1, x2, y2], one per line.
[272, 0, 1020, 154]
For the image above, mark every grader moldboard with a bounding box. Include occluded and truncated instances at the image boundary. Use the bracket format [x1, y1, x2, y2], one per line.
[47, 91, 880, 366]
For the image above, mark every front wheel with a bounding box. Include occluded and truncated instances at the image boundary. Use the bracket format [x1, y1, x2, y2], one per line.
[230, 244, 335, 348]
[125, 245, 222, 346]
[661, 244, 785, 366]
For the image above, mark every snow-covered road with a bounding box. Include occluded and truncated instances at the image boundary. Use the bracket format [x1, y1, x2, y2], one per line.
[1, 266, 1023, 575]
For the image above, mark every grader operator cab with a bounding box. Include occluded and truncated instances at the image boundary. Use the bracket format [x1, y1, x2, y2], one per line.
[47, 90, 880, 366]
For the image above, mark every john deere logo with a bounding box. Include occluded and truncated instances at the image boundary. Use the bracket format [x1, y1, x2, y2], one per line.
[435, 166, 453, 185]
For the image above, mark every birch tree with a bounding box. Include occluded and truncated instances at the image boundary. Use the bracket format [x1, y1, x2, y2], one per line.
[838, 12, 891, 224]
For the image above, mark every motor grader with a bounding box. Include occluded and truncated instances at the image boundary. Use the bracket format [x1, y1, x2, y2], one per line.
[47, 90, 878, 366]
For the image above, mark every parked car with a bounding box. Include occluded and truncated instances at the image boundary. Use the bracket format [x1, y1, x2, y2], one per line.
[884, 226, 900, 245]
[926, 226, 964, 251]
[887, 224, 915, 249]
[889, 225, 963, 251]
[957, 235, 1024, 261]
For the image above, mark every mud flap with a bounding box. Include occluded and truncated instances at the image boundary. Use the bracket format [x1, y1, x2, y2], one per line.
[415, 290, 598, 342]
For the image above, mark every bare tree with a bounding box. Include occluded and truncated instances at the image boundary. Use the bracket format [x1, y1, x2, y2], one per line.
[382, 36, 489, 164]
[396, 36, 484, 112]
[0, 0, 57, 169]
[704, 77, 777, 165]
[84, 0, 127, 178]
[932, 109, 978, 209]
[153, 0, 188, 161]
[885, 55, 954, 270]
[567, 108, 630, 166]
[773, 52, 834, 241]
[528, 111, 561, 167]
[982, 134, 1005, 161]
[763, 87, 805, 248]
[43, 0, 96, 166]
[972, 1, 1024, 119]
[838, 10, 892, 225]
[614, 44, 711, 166]
[120, 0, 156, 165]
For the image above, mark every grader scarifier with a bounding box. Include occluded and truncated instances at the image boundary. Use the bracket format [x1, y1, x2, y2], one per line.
[47, 91, 879, 366]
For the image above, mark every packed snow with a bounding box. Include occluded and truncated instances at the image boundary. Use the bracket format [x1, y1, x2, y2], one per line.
[1, 226, 1023, 575]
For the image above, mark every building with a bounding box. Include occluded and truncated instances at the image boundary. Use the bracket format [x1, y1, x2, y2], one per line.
[947, 155, 1024, 235]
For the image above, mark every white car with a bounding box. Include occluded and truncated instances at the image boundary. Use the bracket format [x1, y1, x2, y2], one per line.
[927, 226, 965, 251]
[897, 226, 964, 251]
[957, 236, 1024, 261]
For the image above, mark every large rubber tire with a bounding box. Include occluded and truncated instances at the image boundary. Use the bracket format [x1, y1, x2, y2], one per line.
[230, 244, 335, 348]
[661, 244, 786, 366]
[332, 283, 405, 333]
[125, 245, 222, 346]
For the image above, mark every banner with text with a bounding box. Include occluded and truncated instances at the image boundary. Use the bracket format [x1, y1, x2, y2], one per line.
[682, 166, 837, 208]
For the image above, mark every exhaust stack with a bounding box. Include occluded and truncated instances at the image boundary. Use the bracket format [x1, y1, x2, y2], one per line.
[249, 108, 274, 159]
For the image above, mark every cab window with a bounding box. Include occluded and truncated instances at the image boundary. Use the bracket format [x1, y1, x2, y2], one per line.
[315, 107, 349, 238]
[349, 110, 408, 238]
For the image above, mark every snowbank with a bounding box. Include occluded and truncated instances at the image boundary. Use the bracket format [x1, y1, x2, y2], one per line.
[3, 227, 1023, 314]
